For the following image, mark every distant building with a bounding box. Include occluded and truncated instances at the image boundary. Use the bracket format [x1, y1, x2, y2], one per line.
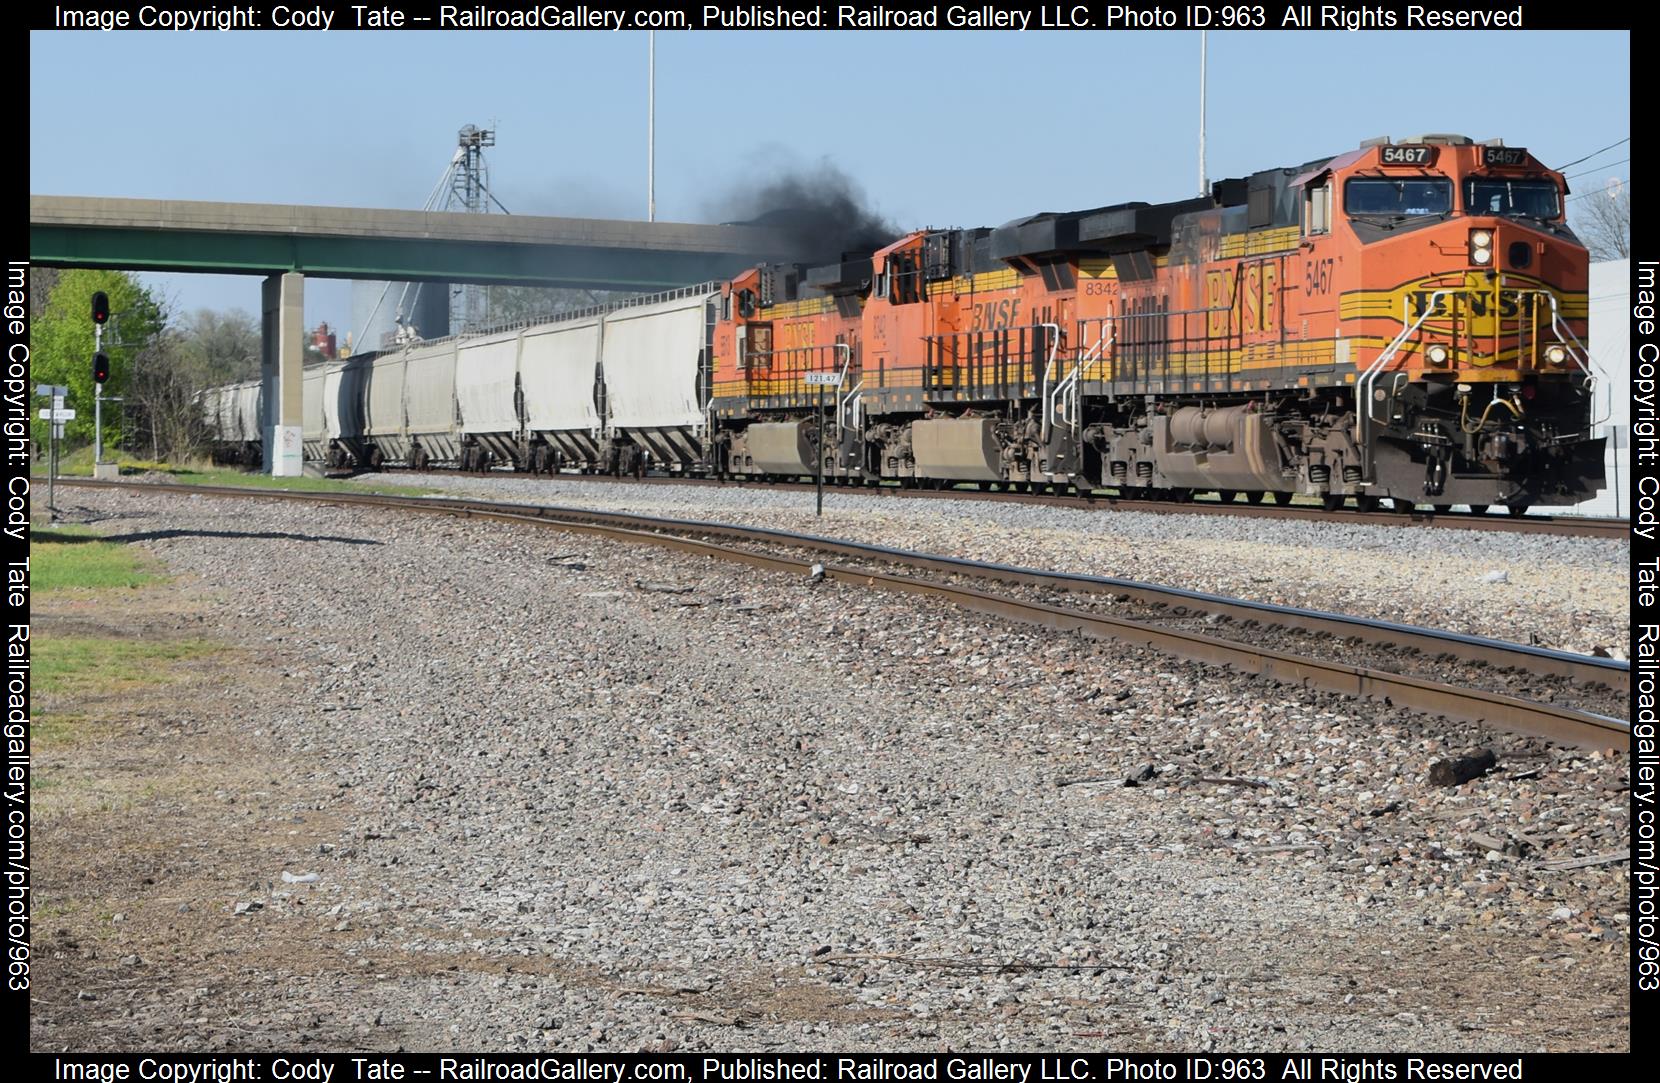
[311, 322, 338, 360]
[1576, 259, 1629, 517]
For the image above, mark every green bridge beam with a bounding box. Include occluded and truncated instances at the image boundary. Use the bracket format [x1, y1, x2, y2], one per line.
[29, 225, 767, 290]
[29, 196, 794, 290]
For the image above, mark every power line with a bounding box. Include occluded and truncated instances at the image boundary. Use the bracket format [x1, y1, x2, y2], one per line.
[1565, 157, 1629, 182]
[1554, 137, 1629, 172]
[1566, 179, 1630, 204]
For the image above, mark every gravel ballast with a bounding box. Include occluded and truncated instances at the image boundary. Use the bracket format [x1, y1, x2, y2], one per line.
[33, 486, 1629, 1052]
[348, 474, 1630, 659]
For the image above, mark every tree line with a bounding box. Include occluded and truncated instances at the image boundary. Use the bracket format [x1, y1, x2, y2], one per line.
[31, 268, 262, 462]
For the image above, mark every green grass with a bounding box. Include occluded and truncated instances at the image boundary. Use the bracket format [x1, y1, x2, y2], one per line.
[29, 516, 227, 751]
[32, 635, 221, 745]
[30, 525, 160, 593]
[34, 635, 220, 700]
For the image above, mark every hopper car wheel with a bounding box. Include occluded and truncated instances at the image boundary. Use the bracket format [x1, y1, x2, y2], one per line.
[1244, 491, 1264, 505]
[1355, 494, 1380, 512]
[1505, 503, 1531, 516]
[1218, 490, 1238, 503]
[1321, 494, 1345, 512]
[367, 446, 385, 472]
[1390, 498, 1416, 513]
[1469, 504, 1490, 516]
[1433, 504, 1452, 514]
[1272, 491, 1293, 506]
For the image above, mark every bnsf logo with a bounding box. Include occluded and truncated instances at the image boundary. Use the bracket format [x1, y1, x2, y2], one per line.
[971, 298, 1021, 332]
[1410, 291, 1537, 319]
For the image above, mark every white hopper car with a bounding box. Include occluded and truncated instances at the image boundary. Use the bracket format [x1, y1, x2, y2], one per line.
[207, 283, 718, 474]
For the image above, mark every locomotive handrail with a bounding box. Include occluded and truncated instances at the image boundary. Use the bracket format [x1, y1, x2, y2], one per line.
[838, 378, 864, 436]
[1357, 289, 1454, 482]
[1540, 294, 1610, 426]
[1033, 323, 1064, 444]
[1049, 319, 1117, 441]
[830, 344, 853, 435]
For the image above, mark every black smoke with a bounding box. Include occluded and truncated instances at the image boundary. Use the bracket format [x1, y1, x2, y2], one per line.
[712, 161, 901, 266]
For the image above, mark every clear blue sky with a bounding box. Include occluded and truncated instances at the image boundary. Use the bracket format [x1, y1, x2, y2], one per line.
[30, 29, 1630, 335]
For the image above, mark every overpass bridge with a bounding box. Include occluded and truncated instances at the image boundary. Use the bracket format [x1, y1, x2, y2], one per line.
[29, 195, 793, 474]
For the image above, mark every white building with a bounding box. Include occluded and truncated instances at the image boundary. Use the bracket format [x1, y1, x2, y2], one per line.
[1571, 258, 1630, 517]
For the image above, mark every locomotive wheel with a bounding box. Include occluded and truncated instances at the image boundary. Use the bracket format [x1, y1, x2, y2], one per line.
[1468, 504, 1490, 516]
[1244, 491, 1264, 505]
[1322, 494, 1345, 512]
[1272, 491, 1293, 506]
[1505, 503, 1531, 516]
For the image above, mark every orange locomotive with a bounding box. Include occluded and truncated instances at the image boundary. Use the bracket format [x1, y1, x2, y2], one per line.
[709, 134, 1604, 511]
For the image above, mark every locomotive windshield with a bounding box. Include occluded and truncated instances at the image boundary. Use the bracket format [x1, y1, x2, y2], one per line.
[1344, 177, 1453, 217]
[1464, 177, 1561, 219]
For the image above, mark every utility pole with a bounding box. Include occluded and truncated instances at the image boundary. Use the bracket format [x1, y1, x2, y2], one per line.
[648, 30, 656, 222]
[1198, 30, 1208, 197]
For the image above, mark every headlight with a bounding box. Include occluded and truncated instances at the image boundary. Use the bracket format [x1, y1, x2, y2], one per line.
[1544, 344, 1568, 365]
[1469, 229, 1494, 265]
[1426, 344, 1450, 365]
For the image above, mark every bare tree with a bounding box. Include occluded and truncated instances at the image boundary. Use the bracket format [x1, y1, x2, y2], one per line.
[179, 308, 261, 382]
[122, 330, 214, 462]
[1573, 186, 1630, 261]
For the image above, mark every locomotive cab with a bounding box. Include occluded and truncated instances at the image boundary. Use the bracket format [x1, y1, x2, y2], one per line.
[1320, 135, 1603, 510]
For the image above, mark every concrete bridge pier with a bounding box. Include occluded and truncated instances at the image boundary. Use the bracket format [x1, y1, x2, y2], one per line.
[261, 271, 304, 476]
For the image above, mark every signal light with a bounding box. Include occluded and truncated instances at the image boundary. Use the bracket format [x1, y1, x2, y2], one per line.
[91, 291, 110, 325]
[93, 351, 110, 384]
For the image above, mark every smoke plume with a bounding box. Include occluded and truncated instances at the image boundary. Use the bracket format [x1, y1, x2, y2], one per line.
[710, 160, 901, 265]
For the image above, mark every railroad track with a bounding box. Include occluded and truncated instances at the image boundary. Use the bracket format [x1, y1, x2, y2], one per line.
[62, 478, 1632, 751]
[364, 466, 1630, 540]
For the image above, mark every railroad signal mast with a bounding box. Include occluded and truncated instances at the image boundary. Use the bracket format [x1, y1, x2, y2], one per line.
[91, 290, 110, 467]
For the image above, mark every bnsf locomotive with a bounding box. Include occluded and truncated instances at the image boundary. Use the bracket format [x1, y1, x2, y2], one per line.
[210, 134, 1605, 513]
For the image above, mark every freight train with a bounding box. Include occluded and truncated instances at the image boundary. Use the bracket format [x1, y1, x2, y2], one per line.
[207, 134, 1606, 513]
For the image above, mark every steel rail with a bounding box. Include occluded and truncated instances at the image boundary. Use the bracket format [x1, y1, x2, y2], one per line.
[368, 467, 1631, 540]
[59, 478, 1631, 751]
[385, 493, 1633, 694]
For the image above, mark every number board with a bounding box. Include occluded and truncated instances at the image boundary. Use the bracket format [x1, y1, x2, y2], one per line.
[1380, 145, 1436, 166]
[803, 372, 843, 387]
[1482, 146, 1529, 167]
